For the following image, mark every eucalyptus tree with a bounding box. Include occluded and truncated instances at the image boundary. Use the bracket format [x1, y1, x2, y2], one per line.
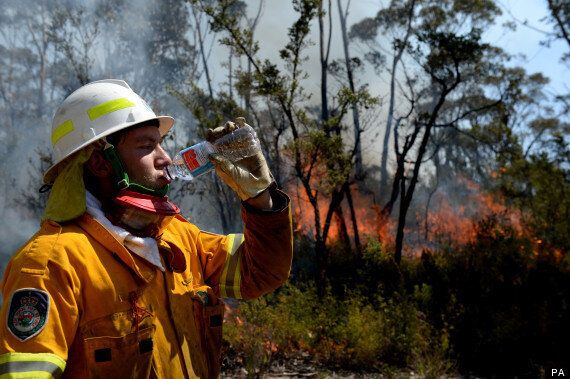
[196, 0, 377, 295]
[351, 0, 515, 262]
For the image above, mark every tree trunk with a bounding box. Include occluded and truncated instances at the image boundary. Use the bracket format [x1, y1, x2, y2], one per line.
[319, 0, 333, 124]
[317, 186, 346, 296]
[245, 0, 264, 113]
[192, 4, 213, 98]
[267, 103, 284, 187]
[379, 0, 416, 196]
[424, 152, 440, 240]
[314, 0, 335, 297]
[394, 172, 407, 263]
[315, 238, 328, 297]
[345, 183, 361, 251]
[394, 127, 432, 263]
[547, 0, 570, 48]
[213, 176, 230, 233]
[337, 0, 363, 178]
[394, 83, 450, 262]
[334, 205, 351, 251]
[228, 49, 233, 100]
[306, 183, 327, 297]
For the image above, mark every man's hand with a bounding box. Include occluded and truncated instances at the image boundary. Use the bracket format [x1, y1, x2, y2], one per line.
[208, 118, 274, 207]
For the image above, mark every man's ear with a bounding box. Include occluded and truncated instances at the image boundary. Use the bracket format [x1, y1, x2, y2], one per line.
[85, 150, 113, 178]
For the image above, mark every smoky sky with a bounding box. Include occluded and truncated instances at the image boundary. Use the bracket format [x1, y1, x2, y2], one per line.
[0, 0, 567, 267]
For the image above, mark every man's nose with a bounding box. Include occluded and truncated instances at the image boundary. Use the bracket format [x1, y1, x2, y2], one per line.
[156, 145, 172, 167]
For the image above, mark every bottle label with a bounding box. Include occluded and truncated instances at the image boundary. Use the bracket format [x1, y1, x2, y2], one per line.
[180, 143, 214, 177]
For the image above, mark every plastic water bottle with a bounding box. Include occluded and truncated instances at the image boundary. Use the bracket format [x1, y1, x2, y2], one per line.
[165, 124, 261, 181]
[166, 141, 216, 180]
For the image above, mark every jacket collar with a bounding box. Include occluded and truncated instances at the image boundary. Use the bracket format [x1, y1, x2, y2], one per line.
[76, 213, 156, 283]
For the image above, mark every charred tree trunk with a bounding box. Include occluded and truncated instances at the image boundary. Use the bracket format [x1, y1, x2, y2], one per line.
[394, 125, 432, 263]
[424, 152, 440, 240]
[317, 186, 345, 296]
[345, 183, 361, 251]
[393, 80, 454, 263]
[395, 168, 407, 262]
[380, 112, 414, 221]
[334, 205, 351, 251]
[303, 179, 327, 297]
[315, 238, 328, 297]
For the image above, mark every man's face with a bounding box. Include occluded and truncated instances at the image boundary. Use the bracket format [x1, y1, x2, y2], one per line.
[116, 125, 172, 190]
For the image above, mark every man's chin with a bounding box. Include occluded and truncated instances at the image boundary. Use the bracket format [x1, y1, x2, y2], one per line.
[137, 175, 169, 188]
[156, 176, 171, 188]
[148, 183, 169, 193]
[131, 179, 169, 194]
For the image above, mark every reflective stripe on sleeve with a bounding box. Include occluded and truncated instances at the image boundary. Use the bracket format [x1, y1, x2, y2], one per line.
[87, 97, 135, 121]
[0, 352, 66, 379]
[219, 233, 244, 299]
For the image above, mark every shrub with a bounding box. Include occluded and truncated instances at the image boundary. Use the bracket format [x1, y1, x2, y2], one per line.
[223, 283, 454, 377]
[223, 215, 569, 377]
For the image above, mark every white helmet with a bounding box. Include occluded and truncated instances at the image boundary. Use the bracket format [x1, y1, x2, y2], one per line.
[44, 79, 175, 184]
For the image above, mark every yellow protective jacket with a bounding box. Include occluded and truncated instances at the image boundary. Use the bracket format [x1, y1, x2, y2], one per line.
[0, 189, 293, 378]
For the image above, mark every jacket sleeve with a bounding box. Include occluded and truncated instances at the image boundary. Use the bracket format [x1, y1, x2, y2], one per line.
[0, 224, 80, 378]
[197, 187, 293, 300]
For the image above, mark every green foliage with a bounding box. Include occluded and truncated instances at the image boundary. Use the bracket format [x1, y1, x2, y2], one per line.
[225, 213, 569, 377]
[419, 30, 487, 85]
[545, 0, 570, 63]
[283, 0, 319, 57]
[223, 284, 454, 376]
[415, 215, 569, 377]
[168, 84, 244, 134]
[500, 151, 570, 251]
[1, 1, 566, 377]
[252, 60, 287, 100]
[201, 0, 259, 56]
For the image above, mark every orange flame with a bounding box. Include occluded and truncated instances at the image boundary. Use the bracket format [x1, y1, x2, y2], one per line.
[288, 181, 395, 247]
[288, 175, 529, 257]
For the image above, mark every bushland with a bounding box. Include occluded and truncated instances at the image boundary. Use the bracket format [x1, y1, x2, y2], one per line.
[222, 215, 569, 378]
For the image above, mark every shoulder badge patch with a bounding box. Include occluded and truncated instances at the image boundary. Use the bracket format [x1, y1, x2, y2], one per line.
[7, 288, 50, 342]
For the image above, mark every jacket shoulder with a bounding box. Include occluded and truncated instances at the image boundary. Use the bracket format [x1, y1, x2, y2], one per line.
[9, 220, 90, 275]
[165, 214, 200, 237]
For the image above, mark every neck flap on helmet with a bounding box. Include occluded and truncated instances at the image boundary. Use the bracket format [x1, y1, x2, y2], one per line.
[102, 141, 169, 197]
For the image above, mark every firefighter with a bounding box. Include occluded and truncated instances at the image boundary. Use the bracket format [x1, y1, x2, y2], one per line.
[0, 79, 293, 378]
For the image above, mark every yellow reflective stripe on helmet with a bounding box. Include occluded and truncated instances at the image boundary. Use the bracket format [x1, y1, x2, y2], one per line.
[219, 233, 244, 299]
[51, 120, 74, 145]
[87, 97, 136, 121]
[0, 352, 66, 378]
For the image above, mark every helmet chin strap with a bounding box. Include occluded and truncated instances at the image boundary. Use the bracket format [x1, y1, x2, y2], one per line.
[100, 142, 177, 238]
[102, 142, 169, 198]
